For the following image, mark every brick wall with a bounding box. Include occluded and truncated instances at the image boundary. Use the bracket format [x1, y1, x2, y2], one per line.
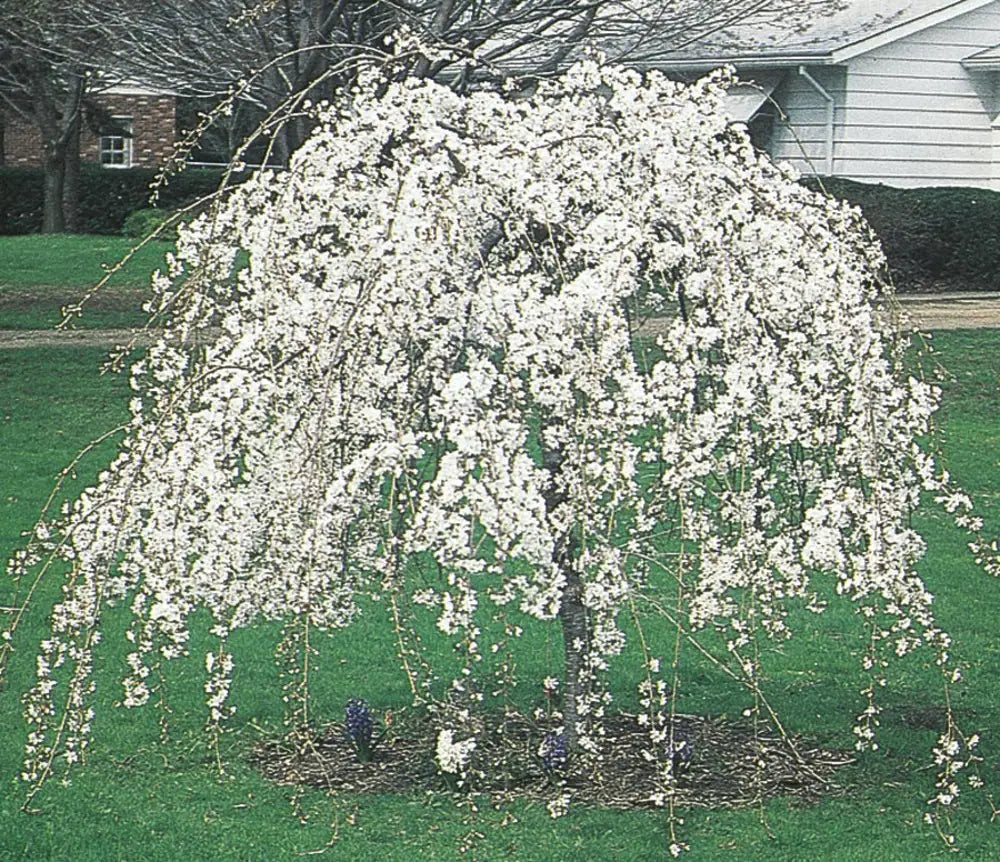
[81, 92, 177, 168]
[2, 90, 177, 168]
[2, 115, 43, 167]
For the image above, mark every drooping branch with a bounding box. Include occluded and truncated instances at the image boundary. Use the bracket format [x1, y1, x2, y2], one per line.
[6, 63, 981, 850]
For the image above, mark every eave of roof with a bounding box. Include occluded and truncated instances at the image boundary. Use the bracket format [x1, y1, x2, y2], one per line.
[652, 53, 834, 72]
[101, 85, 178, 97]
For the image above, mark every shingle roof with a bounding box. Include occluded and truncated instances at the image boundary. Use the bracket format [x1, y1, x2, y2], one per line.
[647, 0, 995, 69]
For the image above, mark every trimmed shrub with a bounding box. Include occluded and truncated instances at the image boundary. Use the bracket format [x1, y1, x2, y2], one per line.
[0, 165, 235, 235]
[804, 177, 1000, 292]
[122, 208, 171, 238]
[121, 207, 194, 239]
[0, 168, 44, 235]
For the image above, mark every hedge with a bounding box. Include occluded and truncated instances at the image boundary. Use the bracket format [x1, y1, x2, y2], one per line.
[3, 166, 998, 292]
[0, 165, 234, 235]
[804, 177, 1000, 292]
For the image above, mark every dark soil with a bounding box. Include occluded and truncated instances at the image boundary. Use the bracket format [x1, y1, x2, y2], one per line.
[252, 711, 854, 811]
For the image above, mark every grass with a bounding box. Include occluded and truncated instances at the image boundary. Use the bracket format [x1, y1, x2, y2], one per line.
[1, 325, 1000, 857]
[0, 235, 169, 330]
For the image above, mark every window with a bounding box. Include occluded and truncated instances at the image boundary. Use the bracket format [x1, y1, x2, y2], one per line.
[100, 117, 133, 167]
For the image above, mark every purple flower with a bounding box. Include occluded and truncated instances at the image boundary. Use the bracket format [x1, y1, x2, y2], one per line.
[668, 731, 693, 769]
[345, 698, 377, 762]
[540, 731, 569, 773]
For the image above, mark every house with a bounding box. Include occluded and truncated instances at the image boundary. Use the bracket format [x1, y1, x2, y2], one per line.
[650, 0, 1000, 189]
[2, 83, 177, 170]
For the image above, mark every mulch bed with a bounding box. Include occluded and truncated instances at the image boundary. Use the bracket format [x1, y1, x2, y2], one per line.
[252, 711, 855, 811]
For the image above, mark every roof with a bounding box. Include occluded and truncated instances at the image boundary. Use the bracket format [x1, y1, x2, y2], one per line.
[88, 71, 178, 98]
[101, 84, 178, 97]
[648, 0, 999, 70]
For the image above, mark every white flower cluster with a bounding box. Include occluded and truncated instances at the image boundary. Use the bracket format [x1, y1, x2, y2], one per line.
[9, 57, 975, 825]
[435, 728, 477, 775]
[546, 793, 572, 819]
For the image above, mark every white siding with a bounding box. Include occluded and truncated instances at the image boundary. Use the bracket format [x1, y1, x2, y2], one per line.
[835, 2, 1000, 188]
[769, 67, 847, 177]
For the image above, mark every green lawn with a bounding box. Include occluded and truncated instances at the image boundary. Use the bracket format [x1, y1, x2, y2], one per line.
[0, 329, 999, 859]
[0, 235, 169, 330]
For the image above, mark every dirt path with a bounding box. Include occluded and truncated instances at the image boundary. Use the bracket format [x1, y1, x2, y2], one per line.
[2, 294, 1000, 349]
[634, 293, 1000, 337]
[0, 327, 218, 350]
[891, 293, 1000, 330]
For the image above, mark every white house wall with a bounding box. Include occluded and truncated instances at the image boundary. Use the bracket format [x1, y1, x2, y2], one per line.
[835, 1, 1000, 188]
[769, 67, 847, 177]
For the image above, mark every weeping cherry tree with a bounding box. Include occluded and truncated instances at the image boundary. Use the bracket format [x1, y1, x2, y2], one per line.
[5, 58, 985, 846]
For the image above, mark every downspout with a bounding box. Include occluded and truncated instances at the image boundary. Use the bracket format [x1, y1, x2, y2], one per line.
[798, 66, 835, 176]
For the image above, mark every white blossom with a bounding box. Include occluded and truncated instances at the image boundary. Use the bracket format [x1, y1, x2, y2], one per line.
[435, 729, 477, 775]
[7, 59, 977, 837]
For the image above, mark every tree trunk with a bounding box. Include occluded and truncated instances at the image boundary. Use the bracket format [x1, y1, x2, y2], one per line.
[34, 72, 84, 234]
[543, 447, 591, 750]
[62, 114, 81, 233]
[558, 555, 590, 749]
[41, 148, 66, 234]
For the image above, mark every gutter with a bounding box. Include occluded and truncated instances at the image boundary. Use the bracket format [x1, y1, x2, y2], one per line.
[652, 53, 833, 73]
[797, 66, 835, 176]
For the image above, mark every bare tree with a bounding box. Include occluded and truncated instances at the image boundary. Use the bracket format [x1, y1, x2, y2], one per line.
[1, 0, 849, 230]
[91, 0, 849, 161]
[0, 0, 125, 231]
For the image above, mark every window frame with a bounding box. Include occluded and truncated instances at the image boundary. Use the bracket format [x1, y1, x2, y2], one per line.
[99, 117, 134, 168]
